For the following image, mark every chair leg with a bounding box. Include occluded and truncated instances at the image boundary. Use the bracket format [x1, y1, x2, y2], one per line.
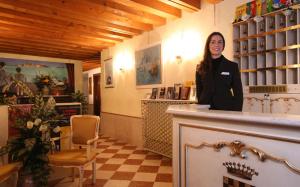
[92, 161, 96, 184]
[78, 166, 84, 187]
[12, 172, 18, 187]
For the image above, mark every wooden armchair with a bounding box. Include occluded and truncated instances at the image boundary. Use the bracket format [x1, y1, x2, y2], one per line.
[49, 115, 100, 187]
[0, 147, 21, 187]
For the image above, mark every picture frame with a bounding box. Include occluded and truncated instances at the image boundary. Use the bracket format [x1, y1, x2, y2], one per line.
[180, 86, 190, 100]
[174, 83, 182, 100]
[150, 88, 158, 99]
[189, 85, 197, 101]
[88, 77, 92, 94]
[104, 58, 114, 88]
[135, 43, 162, 88]
[158, 87, 166, 99]
[166, 87, 175, 100]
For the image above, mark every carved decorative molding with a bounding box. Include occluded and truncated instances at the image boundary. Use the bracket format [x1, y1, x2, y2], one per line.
[270, 97, 300, 113]
[243, 96, 265, 112]
[223, 162, 259, 180]
[184, 140, 300, 178]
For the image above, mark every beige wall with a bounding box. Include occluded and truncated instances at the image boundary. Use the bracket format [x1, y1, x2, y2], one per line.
[101, 0, 248, 118]
[0, 52, 83, 92]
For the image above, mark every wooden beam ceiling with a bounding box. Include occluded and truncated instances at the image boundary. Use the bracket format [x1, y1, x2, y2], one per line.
[0, 0, 201, 64]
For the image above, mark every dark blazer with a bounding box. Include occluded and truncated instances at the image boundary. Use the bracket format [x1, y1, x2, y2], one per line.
[196, 56, 243, 111]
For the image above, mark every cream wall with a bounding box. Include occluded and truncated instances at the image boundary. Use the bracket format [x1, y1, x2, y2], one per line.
[101, 0, 249, 118]
[0, 52, 83, 92]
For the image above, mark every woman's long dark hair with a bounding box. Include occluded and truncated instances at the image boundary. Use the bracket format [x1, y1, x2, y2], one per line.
[197, 32, 225, 77]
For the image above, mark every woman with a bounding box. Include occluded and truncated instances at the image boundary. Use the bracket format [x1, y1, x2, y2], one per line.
[196, 32, 243, 111]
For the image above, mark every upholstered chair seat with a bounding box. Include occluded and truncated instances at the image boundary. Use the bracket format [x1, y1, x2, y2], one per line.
[49, 115, 100, 187]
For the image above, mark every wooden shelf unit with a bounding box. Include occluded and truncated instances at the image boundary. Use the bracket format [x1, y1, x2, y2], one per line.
[233, 6, 300, 89]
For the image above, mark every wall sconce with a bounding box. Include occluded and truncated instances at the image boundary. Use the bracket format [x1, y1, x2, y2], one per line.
[175, 55, 182, 64]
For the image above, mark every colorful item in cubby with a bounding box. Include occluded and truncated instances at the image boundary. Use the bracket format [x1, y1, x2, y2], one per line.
[261, 0, 267, 14]
[234, 5, 244, 22]
[241, 3, 249, 20]
[267, 0, 273, 12]
[280, 0, 287, 7]
[273, 0, 280, 9]
[251, 1, 257, 17]
[256, 0, 263, 16]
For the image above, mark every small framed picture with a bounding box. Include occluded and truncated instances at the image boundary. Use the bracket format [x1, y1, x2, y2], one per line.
[150, 88, 158, 99]
[166, 87, 175, 100]
[189, 85, 196, 101]
[174, 83, 182, 100]
[180, 86, 190, 100]
[159, 87, 166, 99]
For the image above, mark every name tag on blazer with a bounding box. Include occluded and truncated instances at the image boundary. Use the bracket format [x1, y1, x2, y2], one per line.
[221, 72, 230, 75]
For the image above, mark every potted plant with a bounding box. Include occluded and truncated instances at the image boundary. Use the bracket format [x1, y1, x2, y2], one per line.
[3, 94, 61, 186]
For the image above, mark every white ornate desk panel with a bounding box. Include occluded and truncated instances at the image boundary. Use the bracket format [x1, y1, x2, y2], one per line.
[168, 105, 300, 187]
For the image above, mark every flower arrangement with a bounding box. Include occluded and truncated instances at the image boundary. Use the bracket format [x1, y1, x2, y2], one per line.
[34, 74, 53, 90]
[4, 94, 61, 186]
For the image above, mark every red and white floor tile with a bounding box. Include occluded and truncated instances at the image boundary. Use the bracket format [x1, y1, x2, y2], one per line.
[54, 137, 172, 187]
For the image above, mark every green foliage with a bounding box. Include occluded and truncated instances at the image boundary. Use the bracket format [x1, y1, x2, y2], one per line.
[71, 90, 88, 114]
[5, 94, 61, 187]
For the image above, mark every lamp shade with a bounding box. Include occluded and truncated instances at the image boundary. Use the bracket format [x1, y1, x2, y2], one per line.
[206, 0, 223, 4]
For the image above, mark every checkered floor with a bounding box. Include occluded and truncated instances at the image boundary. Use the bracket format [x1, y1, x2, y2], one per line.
[54, 136, 173, 187]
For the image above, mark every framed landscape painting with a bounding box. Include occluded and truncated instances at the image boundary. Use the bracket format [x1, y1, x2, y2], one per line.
[135, 44, 162, 88]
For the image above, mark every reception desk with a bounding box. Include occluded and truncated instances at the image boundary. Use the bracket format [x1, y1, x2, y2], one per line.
[167, 104, 300, 187]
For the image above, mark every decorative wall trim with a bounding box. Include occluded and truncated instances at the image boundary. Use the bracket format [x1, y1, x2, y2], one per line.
[101, 111, 142, 119]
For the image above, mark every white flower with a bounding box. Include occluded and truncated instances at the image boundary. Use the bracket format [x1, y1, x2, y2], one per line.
[39, 124, 48, 132]
[53, 126, 61, 133]
[26, 121, 34, 129]
[34, 118, 42, 126]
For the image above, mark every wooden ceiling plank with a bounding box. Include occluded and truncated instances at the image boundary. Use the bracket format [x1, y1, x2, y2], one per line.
[0, 40, 98, 56]
[157, 0, 200, 12]
[0, 35, 103, 52]
[0, 18, 123, 43]
[0, 0, 142, 35]
[109, 0, 182, 19]
[87, 0, 166, 26]
[0, 24, 116, 47]
[0, 8, 132, 40]
[27, 0, 153, 31]
[0, 29, 107, 51]
[0, 46, 92, 60]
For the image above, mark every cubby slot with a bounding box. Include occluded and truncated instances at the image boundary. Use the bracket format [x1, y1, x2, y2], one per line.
[276, 13, 286, 29]
[257, 70, 266, 85]
[242, 73, 249, 86]
[241, 56, 248, 70]
[287, 30, 297, 46]
[257, 37, 266, 51]
[267, 70, 276, 85]
[287, 49, 297, 65]
[276, 69, 286, 84]
[233, 25, 240, 40]
[248, 20, 256, 35]
[240, 24, 248, 38]
[288, 69, 297, 84]
[249, 38, 257, 52]
[241, 40, 248, 54]
[276, 51, 286, 66]
[257, 54, 266, 68]
[249, 72, 257, 85]
[234, 41, 240, 55]
[276, 32, 286, 48]
[266, 34, 275, 50]
[266, 16, 275, 31]
[266, 52, 276, 67]
[258, 20, 265, 33]
[287, 10, 297, 27]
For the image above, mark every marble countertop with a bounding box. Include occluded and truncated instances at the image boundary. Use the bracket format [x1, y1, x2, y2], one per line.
[167, 104, 300, 128]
